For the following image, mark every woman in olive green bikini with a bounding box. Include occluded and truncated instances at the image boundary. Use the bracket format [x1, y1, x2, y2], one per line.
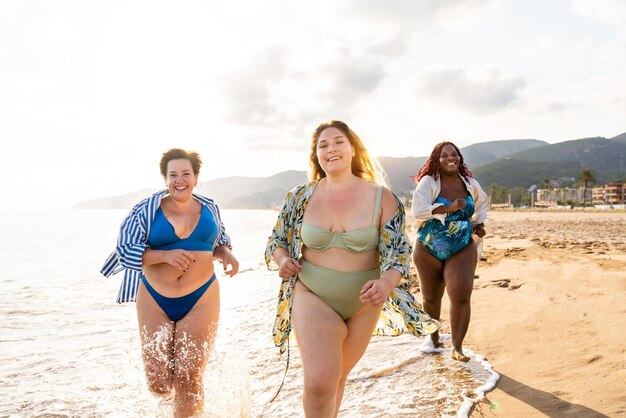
[265, 120, 439, 417]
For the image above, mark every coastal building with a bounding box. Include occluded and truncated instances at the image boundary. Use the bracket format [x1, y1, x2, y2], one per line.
[536, 187, 589, 204]
[592, 183, 625, 205]
[536, 183, 624, 206]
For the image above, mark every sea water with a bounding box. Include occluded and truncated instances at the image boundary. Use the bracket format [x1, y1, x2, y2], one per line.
[0, 208, 497, 417]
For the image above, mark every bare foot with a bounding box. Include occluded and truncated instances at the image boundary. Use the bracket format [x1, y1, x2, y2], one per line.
[451, 349, 470, 362]
[430, 332, 442, 348]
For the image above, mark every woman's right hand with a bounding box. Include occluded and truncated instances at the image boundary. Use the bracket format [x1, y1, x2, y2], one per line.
[448, 198, 467, 212]
[278, 257, 302, 280]
[163, 249, 196, 272]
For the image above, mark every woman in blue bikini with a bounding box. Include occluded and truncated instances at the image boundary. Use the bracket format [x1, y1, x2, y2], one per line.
[412, 141, 488, 362]
[101, 148, 239, 417]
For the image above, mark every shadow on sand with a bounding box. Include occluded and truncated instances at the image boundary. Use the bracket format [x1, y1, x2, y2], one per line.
[472, 374, 612, 417]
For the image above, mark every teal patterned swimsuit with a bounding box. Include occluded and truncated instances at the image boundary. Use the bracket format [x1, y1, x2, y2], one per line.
[417, 195, 475, 260]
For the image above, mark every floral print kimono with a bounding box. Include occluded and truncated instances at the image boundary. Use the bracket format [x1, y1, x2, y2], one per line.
[264, 180, 440, 355]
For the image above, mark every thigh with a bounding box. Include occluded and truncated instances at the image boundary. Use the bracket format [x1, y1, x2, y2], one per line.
[443, 239, 477, 296]
[173, 279, 221, 374]
[136, 281, 175, 375]
[341, 305, 383, 374]
[292, 281, 347, 382]
[413, 241, 445, 296]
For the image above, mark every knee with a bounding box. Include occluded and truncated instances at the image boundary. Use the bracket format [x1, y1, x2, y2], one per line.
[447, 289, 472, 306]
[422, 294, 441, 307]
[174, 366, 203, 392]
[145, 374, 173, 396]
[143, 360, 173, 395]
[304, 372, 338, 402]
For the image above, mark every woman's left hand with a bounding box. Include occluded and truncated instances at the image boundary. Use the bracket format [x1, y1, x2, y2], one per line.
[359, 279, 392, 308]
[214, 245, 239, 277]
[220, 251, 239, 277]
[473, 224, 486, 238]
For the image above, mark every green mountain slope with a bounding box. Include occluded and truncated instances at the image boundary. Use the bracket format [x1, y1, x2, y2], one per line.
[507, 137, 626, 171]
[460, 139, 547, 167]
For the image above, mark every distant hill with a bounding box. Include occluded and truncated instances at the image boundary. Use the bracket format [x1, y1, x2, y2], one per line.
[473, 159, 584, 188]
[75, 134, 626, 209]
[74, 171, 308, 209]
[506, 137, 626, 171]
[612, 132, 626, 144]
[75, 188, 158, 209]
[460, 139, 547, 167]
[196, 170, 308, 208]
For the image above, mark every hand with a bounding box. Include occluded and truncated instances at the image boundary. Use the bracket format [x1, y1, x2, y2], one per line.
[359, 279, 392, 308]
[163, 249, 195, 272]
[448, 198, 467, 212]
[278, 257, 302, 280]
[473, 224, 486, 238]
[220, 251, 239, 277]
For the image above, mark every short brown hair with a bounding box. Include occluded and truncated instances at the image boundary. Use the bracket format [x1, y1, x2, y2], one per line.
[159, 148, 202, 177]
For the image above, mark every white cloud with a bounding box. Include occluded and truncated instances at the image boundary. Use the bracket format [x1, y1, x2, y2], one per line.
[417, 67, 526, 113]
[341, 0, 499, 28]
[521, 35, 563, 58]
[573, 0, 626, 24]
[220, 45, 390, 149]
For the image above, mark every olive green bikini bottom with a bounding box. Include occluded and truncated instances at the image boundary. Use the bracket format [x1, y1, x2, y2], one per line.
[298, 259, 380, 320]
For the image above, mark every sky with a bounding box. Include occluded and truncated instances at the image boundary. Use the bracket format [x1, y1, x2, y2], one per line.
[2, 0, 626, 209]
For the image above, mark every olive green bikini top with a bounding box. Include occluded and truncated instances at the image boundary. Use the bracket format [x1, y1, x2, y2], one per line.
[301, 185, 382, 253]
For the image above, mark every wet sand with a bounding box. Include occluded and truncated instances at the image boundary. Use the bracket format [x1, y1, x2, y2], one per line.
[408, 210, 626, 417]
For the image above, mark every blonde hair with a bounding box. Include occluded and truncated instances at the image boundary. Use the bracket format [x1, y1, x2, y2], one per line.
[308, 120, 388, 186]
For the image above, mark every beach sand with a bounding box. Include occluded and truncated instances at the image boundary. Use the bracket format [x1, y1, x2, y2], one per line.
[408, 210, 626, 418]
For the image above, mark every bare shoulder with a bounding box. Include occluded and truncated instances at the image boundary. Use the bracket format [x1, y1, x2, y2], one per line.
[380, 186, 400, 224]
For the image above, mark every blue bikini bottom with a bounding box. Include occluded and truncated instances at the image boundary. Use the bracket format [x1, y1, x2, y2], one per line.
[141, 274, 216, 322]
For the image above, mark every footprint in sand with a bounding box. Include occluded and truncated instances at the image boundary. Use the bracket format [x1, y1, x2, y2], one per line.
[480, 279, 509, 288]
[479, 279, 524, 290]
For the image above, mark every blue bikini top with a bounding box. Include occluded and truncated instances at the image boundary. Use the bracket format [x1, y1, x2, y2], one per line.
[147, 205, 218, 251]
[301, 186, 382, 253]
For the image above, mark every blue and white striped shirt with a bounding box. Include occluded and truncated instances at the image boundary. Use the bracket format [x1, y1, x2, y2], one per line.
[100, 190, 232, 303]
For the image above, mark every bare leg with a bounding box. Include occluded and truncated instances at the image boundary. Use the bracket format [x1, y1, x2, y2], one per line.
[292, 281, 347, 418]
[333, 304, 383, 417]
[172, 279, 220, 418]
[443, 239, 477, 360]
[413, 241, 445, 347]
[136, 281, 175, 397]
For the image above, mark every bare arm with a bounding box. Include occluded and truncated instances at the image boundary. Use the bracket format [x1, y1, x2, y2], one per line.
[213, 244, 239, 277]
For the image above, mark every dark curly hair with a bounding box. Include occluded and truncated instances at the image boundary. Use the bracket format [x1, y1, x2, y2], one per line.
[413, 141, 472, 183]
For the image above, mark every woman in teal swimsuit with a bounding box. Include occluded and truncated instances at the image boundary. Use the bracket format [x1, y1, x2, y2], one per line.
[266, 121, 439, 416]
[412, 141, 488, 362]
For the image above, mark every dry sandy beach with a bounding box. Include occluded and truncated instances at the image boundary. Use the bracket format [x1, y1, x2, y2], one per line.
[409, 210, 626, 418]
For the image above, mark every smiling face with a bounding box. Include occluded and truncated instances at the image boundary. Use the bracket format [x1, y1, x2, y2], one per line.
[438, 144, 461, 175]
[164, 158, 198, 201]
[315, 127, 355, 176]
